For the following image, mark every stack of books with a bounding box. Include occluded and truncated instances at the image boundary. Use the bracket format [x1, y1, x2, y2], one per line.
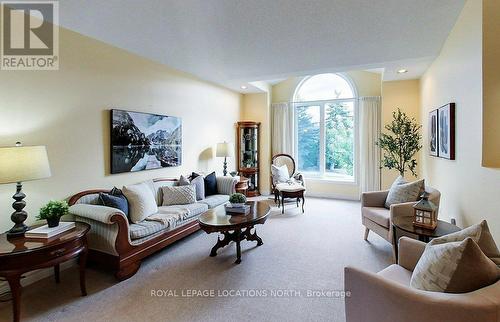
[225, 203, 251, 215]
[25, 222, 76, 239]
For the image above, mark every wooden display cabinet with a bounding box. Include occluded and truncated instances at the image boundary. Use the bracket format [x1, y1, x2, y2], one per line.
[236, 121, 260, 196]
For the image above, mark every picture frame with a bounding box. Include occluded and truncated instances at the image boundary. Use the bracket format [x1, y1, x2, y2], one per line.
[437, 103, 455, 160]
[428, 109, 438, 157]
[110, 109, 182, 174]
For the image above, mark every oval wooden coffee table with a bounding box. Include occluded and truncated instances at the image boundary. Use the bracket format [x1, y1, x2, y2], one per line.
[198, 201, 270, 264]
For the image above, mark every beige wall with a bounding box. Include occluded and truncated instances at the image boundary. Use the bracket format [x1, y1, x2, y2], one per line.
[381, 80, 421, 188]
[482, 0, 500, 167]
[271, 71, 382, 199]
[241, 92, 272, 194]
[420, 0, 500, 237]
[0, 27, 242, 232]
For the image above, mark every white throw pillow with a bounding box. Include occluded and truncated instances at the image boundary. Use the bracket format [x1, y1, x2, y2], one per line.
[122, 182, 158, 223]
[385, 176, 424, 209]
[162, 185, 197, 206]
[430, 220, 500, 265]
[410, 237, 499, 293]
[272, 164, 290, 184]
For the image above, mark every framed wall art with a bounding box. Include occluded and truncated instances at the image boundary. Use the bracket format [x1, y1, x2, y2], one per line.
[429, 109, 438, 157]
[437, 103, 455, 160]
[110, 109, 182, 174]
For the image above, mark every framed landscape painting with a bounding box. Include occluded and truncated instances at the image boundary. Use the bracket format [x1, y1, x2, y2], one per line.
[110, 109, 182, 174]
[437, 103, 455, 160]
[429, 109, 438, 157]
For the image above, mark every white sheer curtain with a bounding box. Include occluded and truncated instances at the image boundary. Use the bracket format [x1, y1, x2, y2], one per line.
[359, 96, 381, 192]
[271, 102, 294, 156]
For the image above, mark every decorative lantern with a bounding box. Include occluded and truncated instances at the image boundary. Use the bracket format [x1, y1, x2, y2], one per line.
[413, 192, 438, 230]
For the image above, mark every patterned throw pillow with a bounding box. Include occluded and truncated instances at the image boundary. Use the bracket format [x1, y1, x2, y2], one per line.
[431, 220, 500, 265]
[162, 185, 196, 206]
[410, 237, 499, 293]
[271, 164, 290, 184]
[384, 176, 424, 209]
[122, 182, 159, 223]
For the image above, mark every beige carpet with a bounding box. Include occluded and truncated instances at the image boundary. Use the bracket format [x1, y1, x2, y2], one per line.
[0, 197, 393, 322]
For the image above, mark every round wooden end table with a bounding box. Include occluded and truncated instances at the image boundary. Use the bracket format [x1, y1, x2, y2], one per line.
[392, 216, 460, 261]
[198, 201, 270, 264]
[235, 176, 250, 196]
[0, 222, 90, 322]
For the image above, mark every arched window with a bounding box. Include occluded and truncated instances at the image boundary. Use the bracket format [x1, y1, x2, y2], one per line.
[293, 73, 357, 181]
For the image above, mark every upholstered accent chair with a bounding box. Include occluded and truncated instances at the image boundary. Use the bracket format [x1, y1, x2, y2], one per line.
[271, 154, 306, 213]
[345, 237, 500, 322]
[361, 186, 441, 244]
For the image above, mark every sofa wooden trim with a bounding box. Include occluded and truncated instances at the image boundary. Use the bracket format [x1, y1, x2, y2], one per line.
[68, 178, 201, 281]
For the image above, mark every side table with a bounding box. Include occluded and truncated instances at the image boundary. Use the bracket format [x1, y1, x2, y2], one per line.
[392, 216, 460, 262]
[235, 176, 250, 196]
[0, 222, 90, 322]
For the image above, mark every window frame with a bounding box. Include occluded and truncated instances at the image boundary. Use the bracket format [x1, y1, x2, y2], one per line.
[292, 74, 359, 184]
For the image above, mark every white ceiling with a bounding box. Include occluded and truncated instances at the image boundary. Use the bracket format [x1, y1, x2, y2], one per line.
[57, 0, 465, 93]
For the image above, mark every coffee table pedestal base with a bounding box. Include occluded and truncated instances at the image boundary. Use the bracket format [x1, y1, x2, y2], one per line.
[209, 227, 263, 264]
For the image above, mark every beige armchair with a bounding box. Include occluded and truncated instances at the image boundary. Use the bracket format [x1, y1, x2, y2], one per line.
[345, 237, 500, 322]
[361, 186, 441, 244]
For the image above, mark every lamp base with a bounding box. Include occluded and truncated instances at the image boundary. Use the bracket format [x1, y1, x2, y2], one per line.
[223, 157, 228, 176]
[7, 224, 28, 238]
[7, 182, 28, 238]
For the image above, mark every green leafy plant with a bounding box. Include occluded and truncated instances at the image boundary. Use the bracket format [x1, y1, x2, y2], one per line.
[37, 200, 69, 220]
[229, 193, 247, 204]
[377, 108, 422, 177]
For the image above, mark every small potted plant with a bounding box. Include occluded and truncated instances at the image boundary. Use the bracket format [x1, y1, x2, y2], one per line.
[37, 200, 69, 228]
[229, 193, 247, 208]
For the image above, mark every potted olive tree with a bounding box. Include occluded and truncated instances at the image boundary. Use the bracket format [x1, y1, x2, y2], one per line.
[377, 108, 422, 177]
[37, 200, 69, 228]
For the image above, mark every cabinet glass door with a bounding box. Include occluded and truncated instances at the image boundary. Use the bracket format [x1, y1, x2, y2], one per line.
[240, 127, 258, 168]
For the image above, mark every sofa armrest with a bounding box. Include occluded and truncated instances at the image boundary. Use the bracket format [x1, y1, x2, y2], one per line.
[398, 237, 426, 271]
[361, 190, 389, 208]
[216, 176, 238, 195]
[390, 202, 416, 219]
[344, 266, 499, 322]
[69, 204, 127, 224]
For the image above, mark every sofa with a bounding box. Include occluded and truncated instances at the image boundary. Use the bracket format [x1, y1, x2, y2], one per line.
[361, 186, 441, 245]
[68, 176, 237, 280]
[345, 237, 500, 322]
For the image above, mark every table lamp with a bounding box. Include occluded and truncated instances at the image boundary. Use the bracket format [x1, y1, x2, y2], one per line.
[0, 142, 51, 237]
[216, 142, 234, 176]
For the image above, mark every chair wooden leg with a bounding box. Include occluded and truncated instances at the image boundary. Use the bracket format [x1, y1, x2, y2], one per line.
[364, 228, 370, 241]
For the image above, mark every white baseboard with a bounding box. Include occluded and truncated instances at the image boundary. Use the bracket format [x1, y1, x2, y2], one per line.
[260, 189, 271, 196]
[305, 192, 360, 201]
[0, 259, 76, 295]
[257, 189, 359, 201]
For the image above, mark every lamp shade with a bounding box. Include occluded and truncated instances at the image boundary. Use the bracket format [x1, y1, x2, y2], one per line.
[216, 142, 234, 158]
[0, 145, 51, 184]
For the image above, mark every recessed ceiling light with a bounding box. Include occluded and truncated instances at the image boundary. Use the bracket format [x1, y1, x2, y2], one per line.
[397, 69, 408, 74]
[240, 85, 248, 89]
